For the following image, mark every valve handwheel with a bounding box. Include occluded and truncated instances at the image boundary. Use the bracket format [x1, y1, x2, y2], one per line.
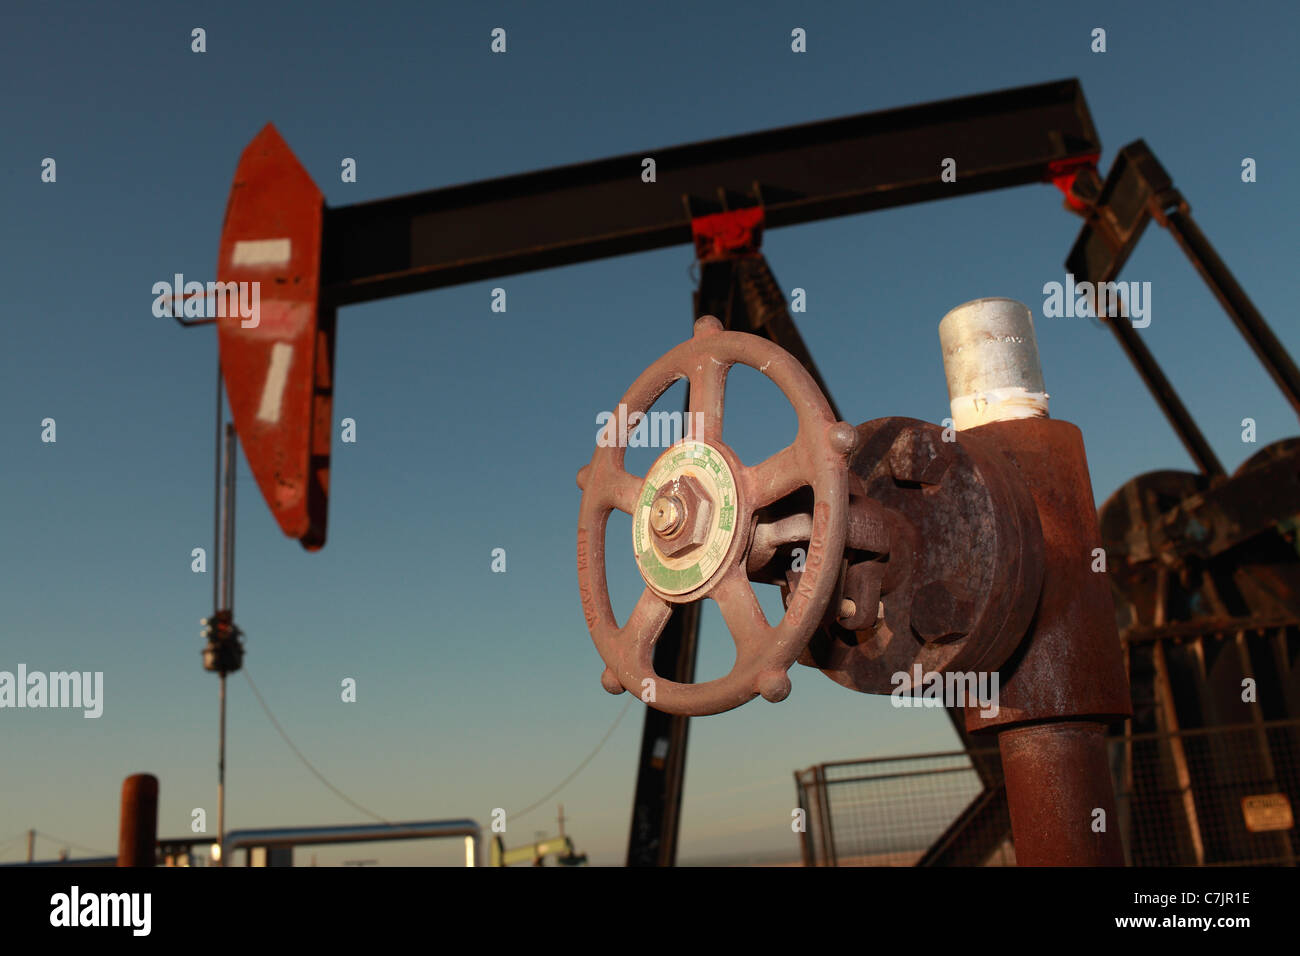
[576, 315, 855, 716]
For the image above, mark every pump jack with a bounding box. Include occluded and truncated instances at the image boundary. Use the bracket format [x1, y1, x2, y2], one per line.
[489, 807, 588, 867]
[193, 78, 1299, 865]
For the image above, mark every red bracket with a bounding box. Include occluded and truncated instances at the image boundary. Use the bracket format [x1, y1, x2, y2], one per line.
[691, 207, 765, 261]
[1046, 155, 1100, 215]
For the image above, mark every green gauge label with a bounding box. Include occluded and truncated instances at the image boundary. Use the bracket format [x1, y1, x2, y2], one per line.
[633, 440, 739, 596]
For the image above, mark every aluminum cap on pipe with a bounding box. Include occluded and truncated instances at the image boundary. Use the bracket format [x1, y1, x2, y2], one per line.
[939, 298, 1049, 430]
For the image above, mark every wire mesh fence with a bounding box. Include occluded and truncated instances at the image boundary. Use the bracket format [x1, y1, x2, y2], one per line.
[794, 747, 1013, 866]
[1117, 719, 1300, 866]
[794, 719, 1300, 866]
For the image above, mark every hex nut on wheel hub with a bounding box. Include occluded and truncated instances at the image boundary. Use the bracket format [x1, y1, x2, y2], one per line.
[634, 440, 738, 596]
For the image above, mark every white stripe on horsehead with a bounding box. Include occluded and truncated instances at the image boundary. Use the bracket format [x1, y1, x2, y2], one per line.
[256, 343, 294, 424]
[231, 238, 292, 268]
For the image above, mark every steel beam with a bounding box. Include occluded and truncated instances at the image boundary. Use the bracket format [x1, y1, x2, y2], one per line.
[1066, 139, 1300, 474]
[322, 79, 1099, 304]
[1162, 207, 1300, 416]
[1065, 145, 1225, 477]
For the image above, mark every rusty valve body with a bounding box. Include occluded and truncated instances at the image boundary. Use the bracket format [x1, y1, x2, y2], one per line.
[795, 417, 1045, 691]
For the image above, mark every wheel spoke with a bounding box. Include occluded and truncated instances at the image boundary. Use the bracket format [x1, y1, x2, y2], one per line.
[624, 586, 674, 653]
[602, 467, 645, 515]
[745, 443, 807, 507]
[710, 565, 770, 650]
[687, 358, 729, 443]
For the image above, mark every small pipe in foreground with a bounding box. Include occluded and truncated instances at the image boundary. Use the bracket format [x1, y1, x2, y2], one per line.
[117, 774, 158, 867]
[938, 297, 1048, 430]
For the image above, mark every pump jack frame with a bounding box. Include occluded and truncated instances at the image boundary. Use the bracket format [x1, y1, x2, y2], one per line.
[195, 77, 1298, 865]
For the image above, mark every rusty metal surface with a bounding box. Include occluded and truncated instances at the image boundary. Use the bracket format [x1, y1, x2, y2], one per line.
[1112, 440, 1300, 566]
[798, 417, 1044, 694]
[1098, 436, 1300, 823]
[1123, 616, 1299, 643]
[1099, 439, 1300, 649]
[117, 774, 158, 868]
[998, 722, 1125, 866]
[965, 418, 1132, 732]
[577, 315, 854, 716]
[967, 462, 1122, 856]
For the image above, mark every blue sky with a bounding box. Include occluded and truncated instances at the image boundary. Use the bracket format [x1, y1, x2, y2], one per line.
[2, 0, 1297, 865]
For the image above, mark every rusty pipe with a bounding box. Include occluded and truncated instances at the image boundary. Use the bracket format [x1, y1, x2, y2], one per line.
[942, 299, 1130, 865]
[999, 722, 1124, 865]
[965, 417, 1130, 865]
[963, 418, 1131, 730]
[117, 773, 158, 867]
